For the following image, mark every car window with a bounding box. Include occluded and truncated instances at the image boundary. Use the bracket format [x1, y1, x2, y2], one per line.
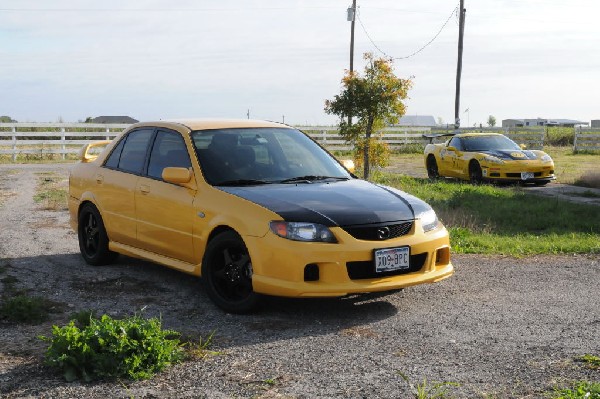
[448, 137, 463, 151]
[147, 130, 192, 180]
[104, 137, 125, 169]
[191, 127, 350, 185]
[116, 129, 154, 175]
[463, 135, 520, 151]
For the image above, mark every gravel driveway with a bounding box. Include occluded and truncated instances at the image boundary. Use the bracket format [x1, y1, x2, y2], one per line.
[0, 164, 598, 398]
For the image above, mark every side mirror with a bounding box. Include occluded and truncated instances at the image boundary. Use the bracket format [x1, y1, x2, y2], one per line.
[341, 159, 355, 173]
[446, 146, 457, 152]
[162, 167, 196, 189]
[519, 143, 527, 150]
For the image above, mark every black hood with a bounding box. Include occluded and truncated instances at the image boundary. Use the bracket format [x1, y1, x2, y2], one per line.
[480, 149, 538, 160]
[218, 179, 417, 227]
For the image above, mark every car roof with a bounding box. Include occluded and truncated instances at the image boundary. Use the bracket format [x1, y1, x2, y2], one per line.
[128, 118, 290, 132]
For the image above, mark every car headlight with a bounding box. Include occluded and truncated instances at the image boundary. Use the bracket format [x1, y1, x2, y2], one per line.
[419, 209, 439, 232]
[483, 155, 504, 165]
[540, 154, 552, 162]
[269, 221, 337, 243]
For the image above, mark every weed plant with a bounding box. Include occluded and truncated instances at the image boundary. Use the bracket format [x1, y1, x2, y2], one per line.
[551, 381, 600, 399]
[41, 313, 184, 381]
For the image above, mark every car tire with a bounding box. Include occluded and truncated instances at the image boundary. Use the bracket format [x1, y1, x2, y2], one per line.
[426, 155, 440, 179]
[202, 230, 261, 313]
[469, 161, 483, 184]
[78, 203, 117, 266]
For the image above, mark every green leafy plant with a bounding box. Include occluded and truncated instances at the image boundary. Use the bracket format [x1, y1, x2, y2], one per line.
[576, 354, 600, 370]
[0, 294, 53, 323]
[69, 309, 98, 328]
[551, 381, 600, 399]
[398, 371, 459, 399]
[41, 313, 184, 381]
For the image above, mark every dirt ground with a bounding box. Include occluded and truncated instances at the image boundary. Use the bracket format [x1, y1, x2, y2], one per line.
[0, 164, 599, 398]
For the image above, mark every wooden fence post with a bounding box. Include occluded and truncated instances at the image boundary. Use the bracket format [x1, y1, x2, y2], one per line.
[573, 126, 579, 153]
[106, 127, 110, 140]
[11, 126, 17, 162]
[61, 127, 66, 160]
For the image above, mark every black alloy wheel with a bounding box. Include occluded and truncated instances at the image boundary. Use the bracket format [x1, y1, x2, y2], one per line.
[202, 230, 260, 313]
[469, 161, 483, 184]
[78, 203, 117, 265]
[426, 155, 440, 179]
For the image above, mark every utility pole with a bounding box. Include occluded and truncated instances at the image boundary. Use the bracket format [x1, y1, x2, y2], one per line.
[454, 0, 466, 131]
[347, 0, 357, 126]
[348, 0, 356, 73]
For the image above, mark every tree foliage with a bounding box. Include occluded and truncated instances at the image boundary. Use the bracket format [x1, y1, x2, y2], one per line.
[0, 116, 17, 123]
[487, 115, 496, 127]
[324, 53, 412, 179]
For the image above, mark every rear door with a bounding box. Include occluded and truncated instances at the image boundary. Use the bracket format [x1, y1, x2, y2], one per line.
[134, 129, 196, 264]
[98, 128, 154, 246]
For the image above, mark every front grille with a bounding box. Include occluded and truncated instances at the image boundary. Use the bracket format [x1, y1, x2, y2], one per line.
[347, 253, 427, 280]
[506, 172, 543, 178]
[342, 221, 413, 241]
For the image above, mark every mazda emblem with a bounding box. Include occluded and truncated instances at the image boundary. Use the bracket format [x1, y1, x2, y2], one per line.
[377, 227, 391, 240]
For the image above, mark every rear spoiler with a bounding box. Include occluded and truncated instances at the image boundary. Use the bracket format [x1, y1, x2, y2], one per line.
[78, 140, 111, 163]
[422, 132, 456, 144]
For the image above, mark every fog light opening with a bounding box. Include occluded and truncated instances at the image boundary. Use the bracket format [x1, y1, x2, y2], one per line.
[435, 247, 450, 266]
[304, 264, 319, 282]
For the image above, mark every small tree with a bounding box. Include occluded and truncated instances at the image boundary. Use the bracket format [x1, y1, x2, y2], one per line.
[325, 53, 412, 179]
[487, 115, 496, 127]
[0, 116, 17, 123]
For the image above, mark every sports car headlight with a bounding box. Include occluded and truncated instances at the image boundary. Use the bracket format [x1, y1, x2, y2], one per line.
[419, 209, 440, 232]
[540, 154, 552, 162]
[483, 155, 504, 165]
[269, 221, 337, 243]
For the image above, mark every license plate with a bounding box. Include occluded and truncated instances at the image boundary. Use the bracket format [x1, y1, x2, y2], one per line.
[521, 172, 534, 180]
[374, 246, 410, 273]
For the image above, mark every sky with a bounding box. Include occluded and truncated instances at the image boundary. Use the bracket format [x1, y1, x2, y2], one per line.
[1, 0, 599, 126]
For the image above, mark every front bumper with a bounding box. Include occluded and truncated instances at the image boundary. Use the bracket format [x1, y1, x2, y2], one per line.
[244, 221, 453, 298]
[482, 163, 555, 182]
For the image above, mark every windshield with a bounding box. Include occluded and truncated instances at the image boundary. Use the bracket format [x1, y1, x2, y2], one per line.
[191, 127, 352, 186]
[462, 135, 521, 152]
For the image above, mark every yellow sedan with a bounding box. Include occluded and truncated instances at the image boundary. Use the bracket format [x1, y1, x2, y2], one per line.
[70, 119, 453, 313]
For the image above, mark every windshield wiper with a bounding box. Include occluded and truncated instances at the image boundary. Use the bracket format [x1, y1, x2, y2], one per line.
[279, 175, 349, 184]
[215, 179, 271, 186]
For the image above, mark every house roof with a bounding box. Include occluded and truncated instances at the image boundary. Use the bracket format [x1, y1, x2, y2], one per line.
[397, 115, 437, 127]
[90, 116, 139, 124]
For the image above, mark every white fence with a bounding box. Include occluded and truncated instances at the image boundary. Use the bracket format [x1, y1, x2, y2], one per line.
[574, 127, 600, 152]
[0, 123, 127, 161]
[1, 123, 598, 161]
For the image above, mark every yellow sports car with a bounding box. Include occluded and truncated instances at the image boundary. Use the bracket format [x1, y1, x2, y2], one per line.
[69, 119, 453, 313]
[424, 132, 555, 185]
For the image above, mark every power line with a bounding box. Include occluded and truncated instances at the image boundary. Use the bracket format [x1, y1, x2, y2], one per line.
[357, 6, 458, 60]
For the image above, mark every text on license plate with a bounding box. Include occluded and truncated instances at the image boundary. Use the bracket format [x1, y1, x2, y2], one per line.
[521, 172, 534, 180]
[375, 246, 410, 273]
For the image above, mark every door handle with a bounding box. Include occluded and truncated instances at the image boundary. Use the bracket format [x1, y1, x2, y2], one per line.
[139, 185, 150, 194]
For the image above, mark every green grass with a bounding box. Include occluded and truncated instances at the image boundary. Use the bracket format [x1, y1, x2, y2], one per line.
[376, 174, 600, 255]
[33, 173, 68, 210]
[0, 294, 56, 324]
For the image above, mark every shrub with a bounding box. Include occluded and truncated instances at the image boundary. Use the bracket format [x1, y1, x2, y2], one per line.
[41, 314, 184, 381]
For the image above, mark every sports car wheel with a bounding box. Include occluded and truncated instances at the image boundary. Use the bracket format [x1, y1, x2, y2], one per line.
[78, 203, 117, 265]
[426, 156, 440, 179]
[202, 230, 260, 313]
[469, 161, 483, 184]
